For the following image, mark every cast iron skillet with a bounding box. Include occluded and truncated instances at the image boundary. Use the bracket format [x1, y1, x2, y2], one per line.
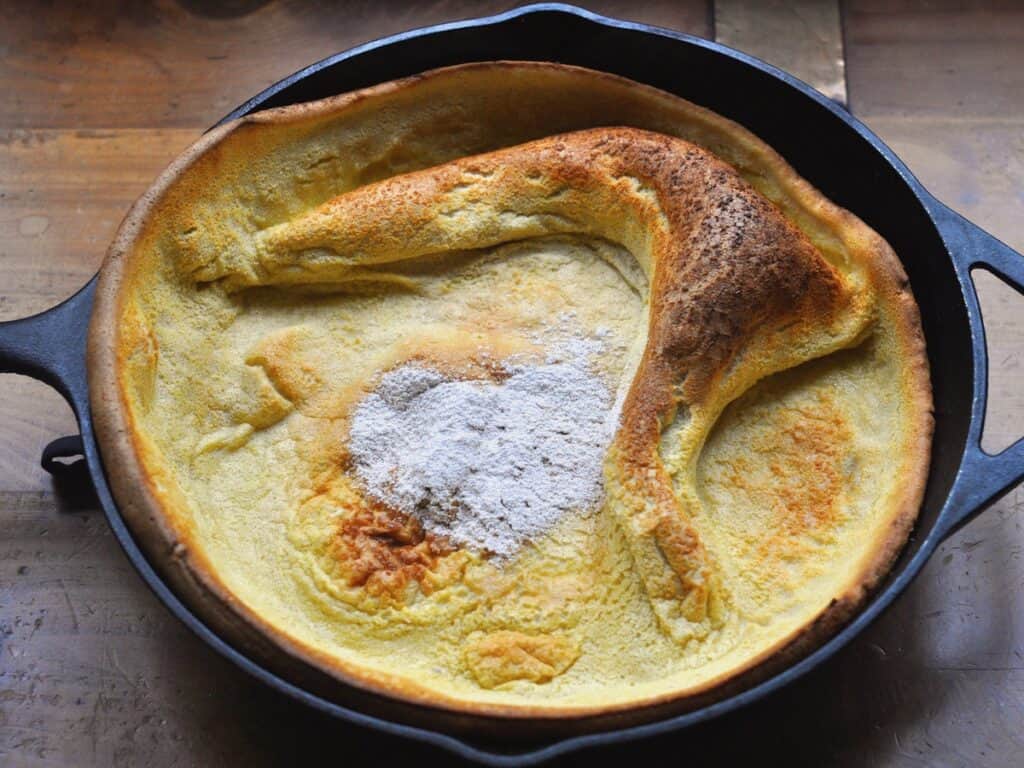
[1, 4, 1022, 764]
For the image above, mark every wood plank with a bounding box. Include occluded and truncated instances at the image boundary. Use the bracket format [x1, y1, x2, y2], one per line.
[845, 0, 1024, 118]
[862, 116, 1024, 453]
[0, 492, 427, 765]
[844, 4, 1024, 764]
[714, 0, 847, 103]
[0, 380, 77, 494]
[974, 269, 1024, 454]
[0, 129, 199, 494]
[0, 0, 711, 130]
[0, 129, 199, 320]
[2, 2, 1023, 766]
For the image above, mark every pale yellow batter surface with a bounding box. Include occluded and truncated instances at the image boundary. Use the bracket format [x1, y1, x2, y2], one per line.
[89, 62, 931, 719]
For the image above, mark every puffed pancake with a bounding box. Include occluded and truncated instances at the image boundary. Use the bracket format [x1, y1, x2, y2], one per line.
[89, 62, 932, 727]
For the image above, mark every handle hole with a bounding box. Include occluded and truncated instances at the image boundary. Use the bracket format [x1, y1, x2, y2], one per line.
[41, 434, 86, 476]
[970, 267, 1024, 454]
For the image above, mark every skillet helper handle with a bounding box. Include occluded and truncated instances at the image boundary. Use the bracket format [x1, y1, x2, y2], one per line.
[932, 202, 1024, 539]
[0, 278, 94, 408]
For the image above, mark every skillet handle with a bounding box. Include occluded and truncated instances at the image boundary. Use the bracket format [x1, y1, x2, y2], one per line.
[0, 277, 95, 414]
[930, 202, 1024, 539]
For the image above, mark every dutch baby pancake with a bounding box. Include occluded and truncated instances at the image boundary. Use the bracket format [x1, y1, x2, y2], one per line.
[89, 62, 932, 724]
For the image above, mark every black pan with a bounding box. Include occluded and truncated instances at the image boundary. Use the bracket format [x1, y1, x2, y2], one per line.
[1, 4, 1022, 765]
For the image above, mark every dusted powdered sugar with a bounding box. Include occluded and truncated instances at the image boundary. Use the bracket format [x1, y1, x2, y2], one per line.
[348, 349, 615, 558]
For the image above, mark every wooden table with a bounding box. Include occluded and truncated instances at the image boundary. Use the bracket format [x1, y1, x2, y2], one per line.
[2, 2, 1021, 765]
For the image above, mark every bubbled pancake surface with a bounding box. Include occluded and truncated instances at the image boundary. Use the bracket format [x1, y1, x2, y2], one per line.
[88, 62, 932, 722]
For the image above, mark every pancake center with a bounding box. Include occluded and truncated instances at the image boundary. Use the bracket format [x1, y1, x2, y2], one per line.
[348, 341, 615, 558]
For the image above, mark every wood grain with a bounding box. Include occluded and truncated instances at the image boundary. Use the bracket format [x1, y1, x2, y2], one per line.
[0, 129, 199, 493]
[1, 489, 1020, 767]
[845, 0, 1024, 118]
[0, 492, 438, 766]
[841, 4, 1024, 764]
[715, 0, 846, 103]
[863, 116, 1024, 453]
[0, 129, 199, 320]
[0, 0, 710, 129]
[1, 1, 1022, 766]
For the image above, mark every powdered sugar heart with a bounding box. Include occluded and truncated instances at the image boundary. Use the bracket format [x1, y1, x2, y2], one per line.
[348, 347, 615, 559]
